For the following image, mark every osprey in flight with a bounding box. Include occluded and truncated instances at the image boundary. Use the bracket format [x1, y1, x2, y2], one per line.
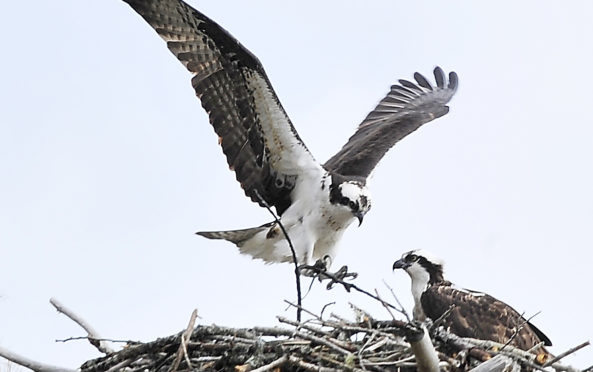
[393, 250, 552, 355]
[122, 0, 458, 266]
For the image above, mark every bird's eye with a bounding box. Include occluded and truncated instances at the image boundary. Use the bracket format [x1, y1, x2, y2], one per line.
[349, 201, 357, 210]
[407, 254, 418, 262]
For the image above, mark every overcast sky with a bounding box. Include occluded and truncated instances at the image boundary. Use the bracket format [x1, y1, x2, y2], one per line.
[1, 1, 592, 370]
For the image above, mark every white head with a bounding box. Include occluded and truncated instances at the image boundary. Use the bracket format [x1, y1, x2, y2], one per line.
[392, 250, 446, 320]
[329, 180, 372, 226]
[392, 249, 445, 282]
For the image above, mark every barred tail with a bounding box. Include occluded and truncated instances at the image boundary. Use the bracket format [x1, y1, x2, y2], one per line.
[196, 222, 274, 246]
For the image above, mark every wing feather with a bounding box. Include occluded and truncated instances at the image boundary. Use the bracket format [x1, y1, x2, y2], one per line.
[122, 0, 321, 215]
[421, 285, 552, 352]
[414, 72, 434, 90]
[324, 67, 458, 177]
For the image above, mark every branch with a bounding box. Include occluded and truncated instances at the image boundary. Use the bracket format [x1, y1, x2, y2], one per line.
[304, 265, 403, 314]
[382, 279, 411, 322]
[500, 310, 540, 352]
[55, 336, 138, 345]
[169, 309, 198, 372]
[374, 288, 397, 321]
[254, 191, 302, 322]
[50, 298, 114, 354]
[250, 355, 288, 372]
[542, 340, 590, 368]
[287, 355, 342, 372]
[0, 345, 76, 372]
[405, 322, 440, 372]
[429, 304, 455, 333]
[469, 354, 518, 372]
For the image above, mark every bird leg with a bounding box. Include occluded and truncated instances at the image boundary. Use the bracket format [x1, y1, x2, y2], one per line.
[298, 256, 330, 277]
[298, 256, 358, 291]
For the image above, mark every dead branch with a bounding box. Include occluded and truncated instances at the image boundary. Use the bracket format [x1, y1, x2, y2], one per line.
[500, 311, 541, 353]
[382, 279, 411, 322]
[250, 355, 288, 372]
[254, 191, 302, 322]
[0, 345, 76, 372]
[468, 354, 519, 372]
[405, 322, 440, 372]
[169, 309, 198, 372]
[50, 297, 114, 354]
[542, 340, 590, 368]
[55, 336, 138, 345]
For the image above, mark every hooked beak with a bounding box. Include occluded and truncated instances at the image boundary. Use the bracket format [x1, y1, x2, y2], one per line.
[392, 259, 410, 271]
[355, 211, 364, 226]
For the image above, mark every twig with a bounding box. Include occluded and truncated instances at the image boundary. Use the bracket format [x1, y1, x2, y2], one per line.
[287, 355, 341, 372]
[50, 297, 114, 354]
[310, 267, 402, 314]
[311, 351, 367, 372]
[526, 341, 546, 354]
[291, 328, 353, 355]
[277, 316, 355, 351]
[169, 309, 198, 372]
[374, 288, 397, 321]
[0, 345, 76, 372]
[255, 190, 302, 322]
[469, 354, 517, 372]
[105, 358, 133, 372]
[542, 340, 590, 367]
[55, 336, 139, 345]
[429, 305, 455, 332]
[320, 302, 336, 319]
[499, 310, 540, 352]
[382, 279, 411, 322]
[283, 300, 321, 321]
[250, 355, 288, 372]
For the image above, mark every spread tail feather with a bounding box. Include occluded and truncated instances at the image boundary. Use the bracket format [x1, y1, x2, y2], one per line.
[196, 222, 274, 246]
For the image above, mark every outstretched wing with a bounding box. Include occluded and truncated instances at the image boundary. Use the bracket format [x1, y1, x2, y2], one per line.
[122, 0, 321, 215]
[421, 285, 552, 351]
[324, 67, 458, 178]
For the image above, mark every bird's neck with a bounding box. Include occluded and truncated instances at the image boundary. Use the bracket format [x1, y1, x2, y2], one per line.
[410, 277, 429, 321]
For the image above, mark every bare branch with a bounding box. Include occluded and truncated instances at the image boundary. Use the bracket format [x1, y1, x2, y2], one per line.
[250, 355, 288, 372]
[0, 345, 76, 372]
[105, 359, 133, 372]
[55, 336, 138, 345]
[50, 297, 114, 354]
[374, 288, 397, 321]
[542, 340, 590, 368]
[287, 356, 341, 372]
[304, 265, 403, 314]
[469, 354, 519, 372]
[405, 322, 440, 372]
[254, 191, 302, 322]
[382, 279, 411, 322]
[429, 304, 455, 332]
[500, 310, 540, 352]
[170, 309, 198, 372]
[283, 300, 322, 321]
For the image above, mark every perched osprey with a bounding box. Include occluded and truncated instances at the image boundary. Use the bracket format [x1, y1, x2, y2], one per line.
[393, 250, 552, 354]
[121, 0, 458, 266]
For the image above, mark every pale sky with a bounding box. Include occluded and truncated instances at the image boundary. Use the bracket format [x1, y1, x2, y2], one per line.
[1, 1, 592, 370]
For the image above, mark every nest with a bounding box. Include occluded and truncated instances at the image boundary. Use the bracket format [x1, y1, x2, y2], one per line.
[78, 306, 583, 372]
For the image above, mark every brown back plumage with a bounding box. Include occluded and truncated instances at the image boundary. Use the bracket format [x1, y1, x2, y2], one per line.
[421, 284, 551, 353]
